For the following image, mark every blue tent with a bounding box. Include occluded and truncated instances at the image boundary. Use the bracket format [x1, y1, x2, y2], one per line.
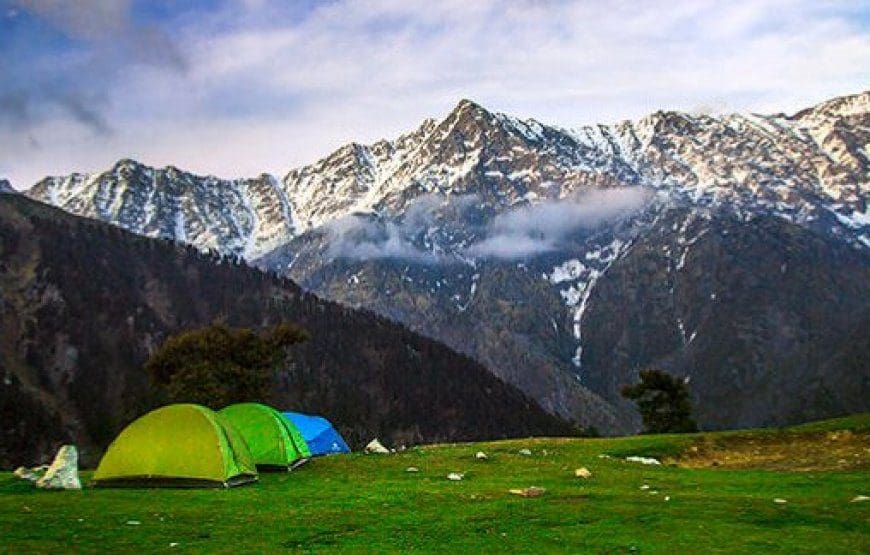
[281, 412, 350, 456]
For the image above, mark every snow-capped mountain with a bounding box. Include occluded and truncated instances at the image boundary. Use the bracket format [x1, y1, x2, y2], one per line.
[24, 90, 870, 433]
[27, 160, 295, 258]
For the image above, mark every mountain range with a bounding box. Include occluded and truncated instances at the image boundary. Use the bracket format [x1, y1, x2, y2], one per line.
[17, 90, 870, 434]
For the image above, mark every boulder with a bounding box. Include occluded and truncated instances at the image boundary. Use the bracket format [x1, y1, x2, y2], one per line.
[509, 486, 546, 498]
[574, 467, 592, 479]
[36, 445, 81, 490]
[447, 472, 464, 481]
[364, 439, 390, 454]
[475, 451, 488, 460]
[14, 465, 48, 483]
[518, 448, 532, 456]
[625, 456, 661, 465]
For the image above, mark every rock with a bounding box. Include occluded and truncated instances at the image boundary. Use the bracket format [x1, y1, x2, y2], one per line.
[639, 484, 650, 490]
[664, 496, 671, 501]
[625, 456, 661, 465]
[126, 520, 141, 525]
[773, 498, 788, 504]
[405, 467, 420, 473]
[13, 465, 48, 483]
[518, 448, 532, 456]
[36, 445, 81, 490]
[574, 467, 592, 479]
[447, 472, 464, 481]
[509, 486, 546, 498]
[364, 439, 390, 454]
[597, 454, 610, 459]
[475, 451, 488, 460]
[850, 495, 869, 503]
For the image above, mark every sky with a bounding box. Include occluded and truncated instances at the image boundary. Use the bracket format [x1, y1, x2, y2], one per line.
[1, 0, 868, 188]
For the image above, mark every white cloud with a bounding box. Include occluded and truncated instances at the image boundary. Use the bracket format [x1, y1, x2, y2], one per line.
[466, 187, 651, 259]
[2, 0, 868, 187]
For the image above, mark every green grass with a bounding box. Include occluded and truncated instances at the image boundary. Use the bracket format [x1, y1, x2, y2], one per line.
[1, 416, 868, 553]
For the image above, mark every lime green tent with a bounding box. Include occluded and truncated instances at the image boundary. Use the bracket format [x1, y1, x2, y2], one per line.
[92, 404, 257, 488]
[219, 403, 311, 469]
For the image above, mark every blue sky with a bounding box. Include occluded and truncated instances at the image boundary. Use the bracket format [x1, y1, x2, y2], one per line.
[1, 0, 868, 187]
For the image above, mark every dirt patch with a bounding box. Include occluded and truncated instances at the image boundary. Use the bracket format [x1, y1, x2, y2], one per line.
[671, 429, 870, 471]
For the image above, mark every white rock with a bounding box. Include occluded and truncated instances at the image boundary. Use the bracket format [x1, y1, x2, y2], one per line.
[518, 448, 532, 456]
[625, 456, 661, 465]
[34, 446, 81, 490]
[639, 484, 650, 490]
[851, 495, 869, 503]
[475, 451, 488, 460]
[364, 439, 390, 454]
[574, 467, 592, 479]
[13, 465, 48, 483]
[664, 496, 671, 501]
[447, 472, 464, 481]
[405, 467, 420, 473]
[126, 520, 141, 525]
[773, 498, 788, 504]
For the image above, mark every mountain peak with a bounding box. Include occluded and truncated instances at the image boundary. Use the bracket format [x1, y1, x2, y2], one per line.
[450, 98, 491, 119]
[111, 158, 145, 172]
[0, 179, 14, 194]
[790, 89, 870, 120]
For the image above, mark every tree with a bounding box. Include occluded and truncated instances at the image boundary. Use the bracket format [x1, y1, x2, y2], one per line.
[621, 369, 698, 434]
[145, 322, 309, 409]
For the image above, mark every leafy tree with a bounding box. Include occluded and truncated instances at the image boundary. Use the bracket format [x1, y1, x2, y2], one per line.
[621, 369, 698, 434]
[145, 322, 309, 409]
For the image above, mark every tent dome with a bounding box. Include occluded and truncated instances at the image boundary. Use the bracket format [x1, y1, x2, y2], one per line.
[220, 403, 310, 469]
[282, 412, 350, 456]
[93, 404, 257, 487]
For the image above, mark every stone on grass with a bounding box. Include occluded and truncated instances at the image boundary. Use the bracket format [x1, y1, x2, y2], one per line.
[36, 445, 81, 490]
[773, 498, 788, 504]
[625, 456, 661, 465]
[574, 467, 592, 479]
[851, 495, 869, 503]
[447, 472, 464, 481]
[509, 486, 546, 498]
[639, 484, 650, 490]
[475, 451, 488, 460]
[13, 465, 48, 483]
[364, 439, 390, 454]
[405, 467, 420, 473]
[518, 448, 532, 456]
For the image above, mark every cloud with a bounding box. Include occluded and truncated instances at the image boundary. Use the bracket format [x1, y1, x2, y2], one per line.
[323, 188, 650, 262]
[1, 0, 869, 186]
[0, 0, 187, 136]
[324, 193, 471, 263]
[466, 188, 651, 259]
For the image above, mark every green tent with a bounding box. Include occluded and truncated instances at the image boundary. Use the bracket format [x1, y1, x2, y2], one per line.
[92, 404, 257, 488]
[219, 403, 311, 469]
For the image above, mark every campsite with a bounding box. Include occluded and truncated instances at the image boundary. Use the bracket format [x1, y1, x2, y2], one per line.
[1, 414, 867, 552]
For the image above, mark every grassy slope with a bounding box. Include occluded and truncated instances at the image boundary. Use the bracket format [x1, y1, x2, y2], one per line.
[0, 415, 867, 553]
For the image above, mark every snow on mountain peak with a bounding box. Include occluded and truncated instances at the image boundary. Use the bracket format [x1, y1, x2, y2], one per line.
[24, 90, 870, 258]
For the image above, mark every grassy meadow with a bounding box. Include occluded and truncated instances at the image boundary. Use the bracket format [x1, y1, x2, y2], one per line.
[1, 415, 867, 553]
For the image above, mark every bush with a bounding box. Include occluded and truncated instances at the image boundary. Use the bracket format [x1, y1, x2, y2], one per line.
[145, 322, 309, 409]
[621, 369, 698, 434]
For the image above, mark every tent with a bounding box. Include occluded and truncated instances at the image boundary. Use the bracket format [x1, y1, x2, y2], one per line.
[282, 412, 350, 456]
[219, 403, 311, 469]
[92, 404, 257, 487]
